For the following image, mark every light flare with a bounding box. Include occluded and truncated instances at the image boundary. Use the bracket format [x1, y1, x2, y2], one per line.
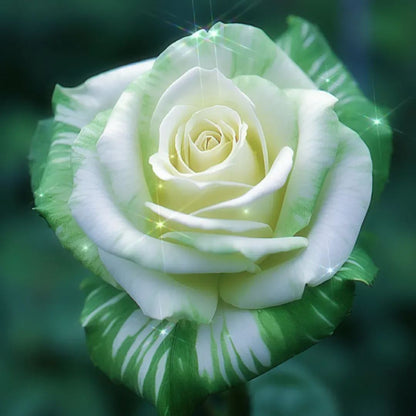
[156, 221, 165, 229]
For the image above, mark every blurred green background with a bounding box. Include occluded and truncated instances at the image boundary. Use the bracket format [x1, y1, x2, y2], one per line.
[1, 0, 415, 415]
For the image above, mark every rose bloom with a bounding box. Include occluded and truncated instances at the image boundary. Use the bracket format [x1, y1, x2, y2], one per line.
[32, 22, 372, 324]
[31, 19, 393, 414]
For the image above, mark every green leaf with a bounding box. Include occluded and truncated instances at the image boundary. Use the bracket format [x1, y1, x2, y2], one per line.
[277, 16, 392, 200]
[81, 248, 374, 416]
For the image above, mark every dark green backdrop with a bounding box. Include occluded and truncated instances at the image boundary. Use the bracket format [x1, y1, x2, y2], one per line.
[1, 0, 415, 415]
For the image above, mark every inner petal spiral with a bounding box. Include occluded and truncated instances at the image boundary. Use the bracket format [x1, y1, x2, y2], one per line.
[174, 105, 246, 173]
[195, 131, 220, 151]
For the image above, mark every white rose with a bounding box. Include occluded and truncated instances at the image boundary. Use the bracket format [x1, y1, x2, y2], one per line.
[31, 19, 391, 415]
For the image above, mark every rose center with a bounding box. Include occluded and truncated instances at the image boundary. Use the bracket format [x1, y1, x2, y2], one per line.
[194, 131, 221, 151]
[184, 118, 235, 172]
[167, 105, 248, 174]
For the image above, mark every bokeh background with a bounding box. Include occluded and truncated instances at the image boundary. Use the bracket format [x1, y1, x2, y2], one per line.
[1, 0, 415, 415]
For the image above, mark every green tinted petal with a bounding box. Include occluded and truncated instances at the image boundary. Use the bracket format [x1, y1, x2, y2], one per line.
[32, 61, 154, 284]
[81, 247, 372, 416]
[52, 59, 154, 129]
[150, 22, 314, 94]
[35, 112, 115, 285]
[71, 110, 111, 173]
[29, 118, 54, 192]
[277, 16, 392, 199]
[336, 247, 377, 285]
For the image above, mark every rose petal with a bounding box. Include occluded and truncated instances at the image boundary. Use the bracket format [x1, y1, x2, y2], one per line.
[192, 146, 293, 226]
[145, 201, 273, 238]
[98, 249, 219, 323]
[162, 232, 308, 262]
[148, 157, 252, 213]
[54, 58, 155, 129]
[276, 89, 340, 237]
[158, 105, 196, 156]
[96, 79, 155, 230]
[220, 122, 372, 308]
[232, 75, 298, 163]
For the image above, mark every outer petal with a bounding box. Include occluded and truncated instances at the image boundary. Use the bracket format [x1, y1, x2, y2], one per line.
[275, 89, 339, 237]
[37, 112, 116, 284]
[305, 123, 372, 286]
[148, 22, 315, 107]
[98, 249, 219, 324]
[53, 59, 155, 129]
[29, 118, 54, 192]
[34, 59, 155, 283]
[277, 16, 392, 199]
[82, 252, 373, 416]
[220, 123, 372, 308]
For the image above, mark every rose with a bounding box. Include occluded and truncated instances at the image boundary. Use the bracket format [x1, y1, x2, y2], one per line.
[32, 22, 370, 322]
[30, 18, 391, 415]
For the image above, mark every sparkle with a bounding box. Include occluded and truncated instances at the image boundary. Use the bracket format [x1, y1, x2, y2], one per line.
[156, 221, 165, 229]
[38, 193, 44, 198]
[191, 31, 201, 39]
[160, 329, 168, 336]
[209, 29, 218, 38]
[326, 267, 334, 274]
[82, 245, 89, 251]
[325, 78, 330, 83]
[372, 118, 382, 126]
[169, 154, 175, 159]
[158, 183, 163, 189]
[243, 208, 249, 215]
